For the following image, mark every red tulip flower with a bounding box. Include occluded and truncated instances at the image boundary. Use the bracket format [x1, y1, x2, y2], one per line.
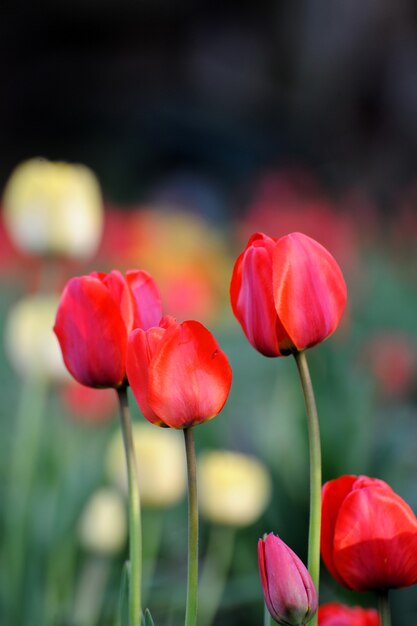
[258, 533, 318, 626]
[126, 319, 232, 429]
[54, 269, 162, 388]
[230, 232, 347, 356]
[321, 475, 417, 592]
[318, 603, 380, 626]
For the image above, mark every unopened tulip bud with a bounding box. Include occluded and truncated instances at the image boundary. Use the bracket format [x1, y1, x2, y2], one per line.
[258, 533, 317, 626]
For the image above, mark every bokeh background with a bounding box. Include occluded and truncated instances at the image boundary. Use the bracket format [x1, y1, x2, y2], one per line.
[1, 2, 417, 625]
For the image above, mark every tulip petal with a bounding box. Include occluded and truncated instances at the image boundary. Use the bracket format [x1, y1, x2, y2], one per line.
[333, 484, 417, 590]
[318, 602, 380, 626]
[321, 475, 358, 586]
[102, 270, 134, 332]
[54, 276, 127, 387]
[147, 321, 232, 428]
[127, 327, 167, 426]
[231, 233, 286, 356]
[126, 270, 163, 331]
[273, 232, 347, 351]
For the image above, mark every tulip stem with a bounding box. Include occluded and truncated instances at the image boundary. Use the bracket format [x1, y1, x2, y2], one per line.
[263, 601, 272, 626]
[294, 350, 321, 623]
[184, 427, 199, 626]
[378, 591, 391, 626]
[117, 386, 142, 626]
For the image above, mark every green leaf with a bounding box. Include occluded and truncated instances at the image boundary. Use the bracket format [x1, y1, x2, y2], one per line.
[142, 608, 155, 626]
[117, 560, 131, 626]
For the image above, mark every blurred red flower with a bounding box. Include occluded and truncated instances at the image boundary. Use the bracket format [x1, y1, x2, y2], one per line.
[361, 332, 416, 398]
[240, 168, 360, 269]
[127, 318, 232, 428]
[321, 475, 417, 591]
[61, 380, 117, 424]
[54, 269, 162, 388]
[230, 231, 347, 356]
[318, 602, 380, 626]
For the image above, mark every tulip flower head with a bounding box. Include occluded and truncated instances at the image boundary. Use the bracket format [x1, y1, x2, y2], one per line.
[127, 319, 232, 429]
[3, 158, 103, 258]
[54, 269, 162, 388]
[318, 602, 380, 626]
[231, 232, 347, 356]
[321, 475, 417, 592]
[258, 533, 318, 626]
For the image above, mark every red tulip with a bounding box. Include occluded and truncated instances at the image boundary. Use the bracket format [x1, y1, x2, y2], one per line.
[230, 232, 347, 356]
[321, 475, 417, 591]
[258, 533, 318, 626]
[318, 602, 380, 626]
[126, 319, 232, 429]
[54, 269, 162, 388]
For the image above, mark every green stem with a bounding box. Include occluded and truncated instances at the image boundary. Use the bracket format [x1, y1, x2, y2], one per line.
[142, 509, 164, 606]
[263, 601, 272, 626]
[117, 386, 142, 626]
[6, 377, 48, 624]
[294, 350, 321, 625]
[184, 427, 199, 626]
[378, 590, 391, 626]
[198, 526, 235, 626]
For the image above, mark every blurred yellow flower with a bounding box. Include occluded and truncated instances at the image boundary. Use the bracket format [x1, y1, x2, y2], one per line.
[5, 293, 69, 381]
[198, 450, 272, 527]
[3, 158, 103, 258]
[78, 487, 127, 555]
[106, 422, 186, 508]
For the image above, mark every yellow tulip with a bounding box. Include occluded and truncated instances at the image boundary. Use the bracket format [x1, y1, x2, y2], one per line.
[78, 488, 127, 555]
[5, 293, 69, 381]
[198, 450, 271, 527]
[106, 423, 186, 508]
[3, 158, 103, 258]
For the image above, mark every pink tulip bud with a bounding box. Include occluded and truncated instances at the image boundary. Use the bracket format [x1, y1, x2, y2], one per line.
[258, 533, 318, 626]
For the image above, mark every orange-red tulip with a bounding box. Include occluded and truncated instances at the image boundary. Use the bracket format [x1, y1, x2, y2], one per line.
[126, 319, 232, 429]
[54, 269, 162, 388]
[318, 602, 380, 626]
[230, 232, 346, 356]
[321, 475, 417, 591]
[258, 533, 318, 626]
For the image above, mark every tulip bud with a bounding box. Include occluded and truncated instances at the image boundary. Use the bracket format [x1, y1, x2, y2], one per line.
[3, 158, 103, 258]
[198, 450, 271, 527]
[127, 319, 232, 429]
[321, 475, 417, 591]
[54, 269, 162, 389]
[231, 232, 346, 356]
[258, 533, 317, 626]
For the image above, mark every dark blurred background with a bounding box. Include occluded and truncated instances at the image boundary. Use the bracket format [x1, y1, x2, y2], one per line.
[3, 0, 417, 208]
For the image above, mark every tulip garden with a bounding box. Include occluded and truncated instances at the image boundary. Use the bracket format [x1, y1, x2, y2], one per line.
[0, 161, 416, 626]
